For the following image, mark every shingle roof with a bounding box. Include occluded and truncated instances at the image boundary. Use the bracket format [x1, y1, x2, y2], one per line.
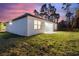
[8, 13, 56, 23]
[12, 13, 44, 21]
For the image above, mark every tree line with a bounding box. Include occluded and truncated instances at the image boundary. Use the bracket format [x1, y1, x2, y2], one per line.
[34, 3, 79, 31]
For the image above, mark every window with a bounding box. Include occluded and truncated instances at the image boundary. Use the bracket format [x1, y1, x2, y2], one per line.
[34, 20, 38, 29]
[38, 21, 41, 29]
[34, 20, 41, 30]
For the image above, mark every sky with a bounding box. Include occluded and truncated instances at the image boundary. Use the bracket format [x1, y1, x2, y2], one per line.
[0, 3, 78, 22]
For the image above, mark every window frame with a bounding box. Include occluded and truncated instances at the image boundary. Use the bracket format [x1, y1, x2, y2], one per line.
[34, 20, 41, 30]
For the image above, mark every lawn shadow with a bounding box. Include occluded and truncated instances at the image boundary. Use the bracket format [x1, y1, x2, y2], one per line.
[0, 32, 24, 39]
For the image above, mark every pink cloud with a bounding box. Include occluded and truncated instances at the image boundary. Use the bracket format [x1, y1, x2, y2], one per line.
[0, 3, 37, 22]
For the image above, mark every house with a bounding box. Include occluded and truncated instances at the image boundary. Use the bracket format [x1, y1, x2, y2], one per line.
[6, 13, 57, 36]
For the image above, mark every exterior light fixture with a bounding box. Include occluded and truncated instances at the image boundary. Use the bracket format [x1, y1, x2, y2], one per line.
[9, 21, 13, 25]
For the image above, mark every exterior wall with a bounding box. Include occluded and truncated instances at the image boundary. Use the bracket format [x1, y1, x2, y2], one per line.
[6, 17, 27, 36]
[43, 21, 54, 34]
[6, 15, 57, 36]
[27, 16, 44, 36]
[53, 23, 57, 31]
[27, 16, 57, 36]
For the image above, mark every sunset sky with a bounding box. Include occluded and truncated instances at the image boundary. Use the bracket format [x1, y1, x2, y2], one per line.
[0, 3, 78, 22]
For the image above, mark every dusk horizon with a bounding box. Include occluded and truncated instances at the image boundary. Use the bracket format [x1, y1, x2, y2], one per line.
[0, 3, 79, 22]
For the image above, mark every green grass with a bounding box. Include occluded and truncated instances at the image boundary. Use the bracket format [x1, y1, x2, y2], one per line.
[0, 31, 79, 56]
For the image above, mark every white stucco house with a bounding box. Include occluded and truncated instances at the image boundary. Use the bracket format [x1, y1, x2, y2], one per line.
[6, 13, 57, 36]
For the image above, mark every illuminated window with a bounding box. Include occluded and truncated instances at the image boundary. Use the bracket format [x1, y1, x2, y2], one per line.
[34, 20, 41, 30]
[34, 20, 38, 29]
[38, 21, 41, 29]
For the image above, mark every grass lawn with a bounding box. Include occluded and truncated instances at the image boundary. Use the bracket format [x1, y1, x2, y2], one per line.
[0, 31, 79, 56]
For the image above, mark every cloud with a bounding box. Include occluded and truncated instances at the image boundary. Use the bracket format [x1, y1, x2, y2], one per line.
[0, 3, 78, 22]
[0, 3, 37, 22]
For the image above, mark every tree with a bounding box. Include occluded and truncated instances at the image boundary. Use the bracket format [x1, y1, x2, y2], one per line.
[33, 3, 60, 31]
[40, 4, 48, 13]
[62, 3, 73, 29]
[62, 3, 71, 11]
[49, 13, 60, 23]
[0, 22, 6, 32]
[66, 11, 73, 27]
[40, 4, 48, 19]
[55, 13, 60, 24]
[58, 20, 67, 31]
[33, 9, 39, 16]
[76, 9, 79, 19]
[34, 4, 60, 23]
[48, 4, 56, 14]
[48, 4, 60, 23]
[75, 9, 79, 28]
